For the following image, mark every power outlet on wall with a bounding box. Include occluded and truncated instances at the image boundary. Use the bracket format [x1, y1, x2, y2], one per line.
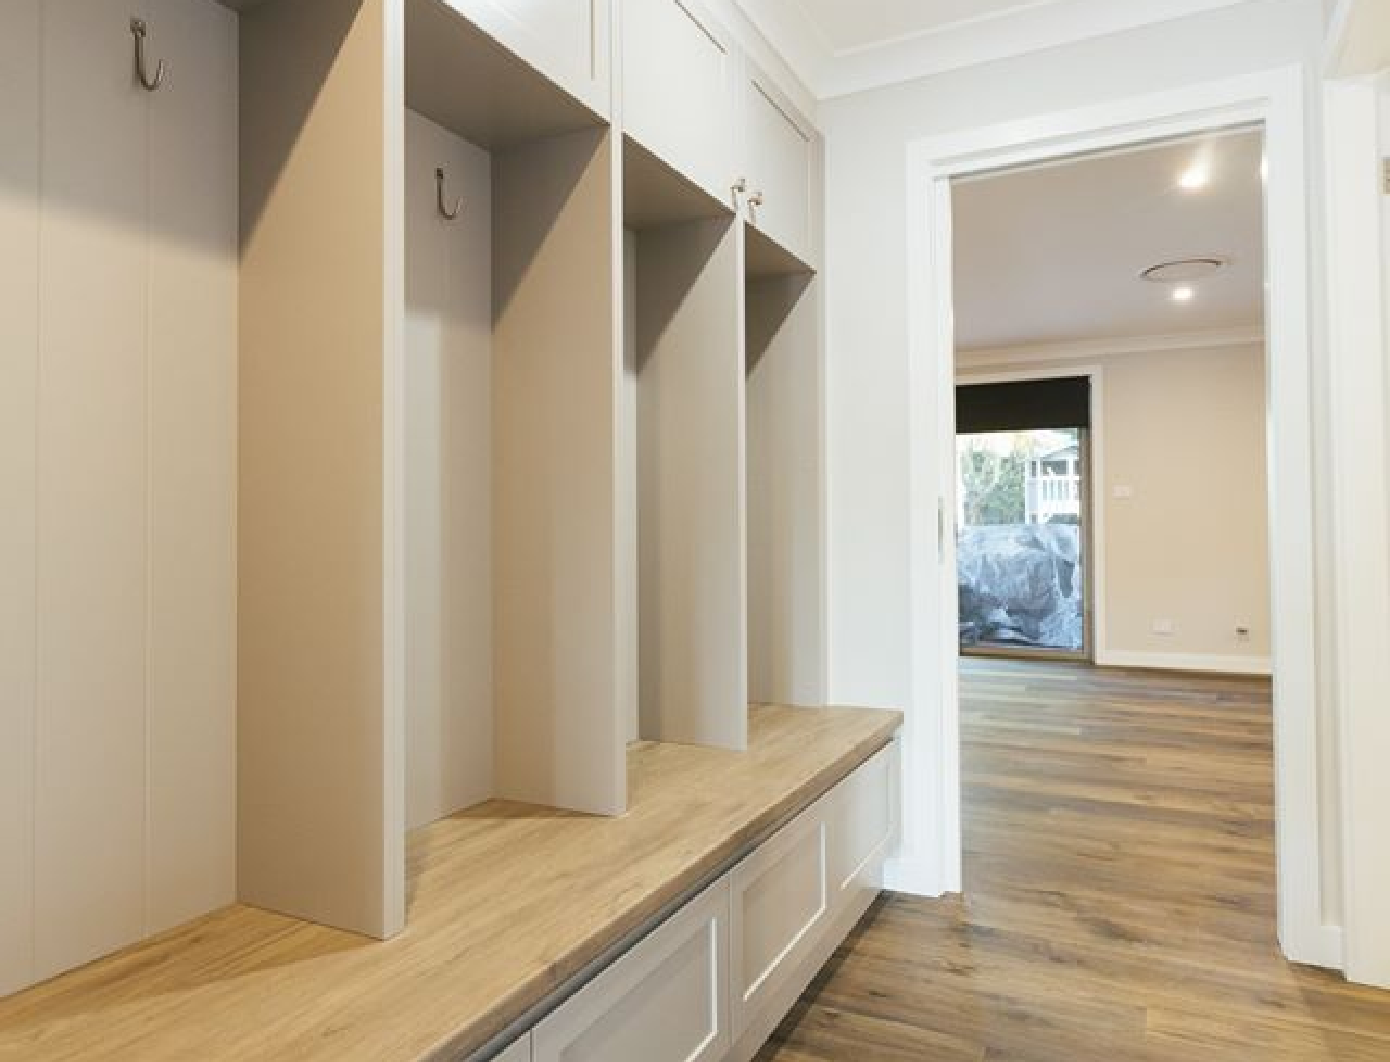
[1152, 618, 1176, 636]
[1235, 624, 1252, 642]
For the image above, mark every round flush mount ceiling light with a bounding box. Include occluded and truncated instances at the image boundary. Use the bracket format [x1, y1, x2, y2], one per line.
[1139, 256, 1228, 284]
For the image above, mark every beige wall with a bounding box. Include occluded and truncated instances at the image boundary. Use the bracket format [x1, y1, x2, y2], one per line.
[960, 342, 1271, 670]
[0, 0, 238, 996]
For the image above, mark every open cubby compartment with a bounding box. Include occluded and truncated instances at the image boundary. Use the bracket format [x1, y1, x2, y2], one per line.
[744, 237, 827, 707]
[622, 140, 748, 751]
[237, 0, 407, 944]
[403, 0, 629, 831]
[236, 0, 628, 945]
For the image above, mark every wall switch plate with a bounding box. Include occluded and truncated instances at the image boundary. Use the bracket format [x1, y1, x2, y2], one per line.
[1152, 618, 1176, 635]
[1113, 484, 1134, 499]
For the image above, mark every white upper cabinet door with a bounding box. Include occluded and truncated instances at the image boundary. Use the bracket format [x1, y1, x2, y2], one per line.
[445, 0, 612, 117]
[621, 0, 737, 205]
[741, 66, 817, 266]
[534, 877, 730, 1062]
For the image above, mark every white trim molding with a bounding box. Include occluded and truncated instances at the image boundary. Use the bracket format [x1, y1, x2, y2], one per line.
[957, 326, 1265, 369]
[883, 856, 948, 898]
[1325, 74, 1390, 989]
[1096, 650, 1274, 676]
[903, 66, 1336, 971]
[1324, 0, 1390, 79]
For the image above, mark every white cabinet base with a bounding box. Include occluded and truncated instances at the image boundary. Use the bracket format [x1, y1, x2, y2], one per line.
[729, 800, 828, 1039]
[534, 879, 730, 1062]
[522, 738, 898, 1062]
[494, 1034, 532, 1062]
[724, 878, 882, 1062]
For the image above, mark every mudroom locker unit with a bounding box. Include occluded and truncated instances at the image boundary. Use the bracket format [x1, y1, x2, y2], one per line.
[1, 0, 831, 998]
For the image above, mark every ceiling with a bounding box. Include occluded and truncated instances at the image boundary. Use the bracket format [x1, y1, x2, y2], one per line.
[791, 0, 1071, 54]
[951, 128, 1266, 352]
[736, 0, 1258, 97]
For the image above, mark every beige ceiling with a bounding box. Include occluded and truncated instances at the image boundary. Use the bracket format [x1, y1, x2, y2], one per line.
[952, 128, 1266, 352]
[791, 0, 1060, 53]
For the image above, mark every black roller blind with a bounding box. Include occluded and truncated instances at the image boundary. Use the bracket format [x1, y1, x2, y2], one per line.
[956, 376, 1091, 434]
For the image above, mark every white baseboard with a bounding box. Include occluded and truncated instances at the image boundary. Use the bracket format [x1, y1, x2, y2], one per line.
[1282, 922, 1345, 973]
[1095, 649, 1273, 676]
[883, 855, 955, 898]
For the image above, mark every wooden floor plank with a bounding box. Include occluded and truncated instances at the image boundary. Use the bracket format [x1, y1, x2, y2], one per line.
[757, 659, 1390, 1060]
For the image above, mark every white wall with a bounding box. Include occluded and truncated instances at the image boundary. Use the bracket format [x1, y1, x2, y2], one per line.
[821, 0, 1340, 923]
[960, 343, 1272, 672]
[1334, 65, 1390, 989]
[1383, 76, 1389, 298]
[1321, 0, 1390, 985]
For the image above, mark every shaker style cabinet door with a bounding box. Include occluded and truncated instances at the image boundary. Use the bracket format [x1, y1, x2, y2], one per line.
[727, 801, 828, 1039]
[826, 743, 899, 903]
[740, 65, 817, 266]
[621, 0, 737, 205]
[443, 0, 611, 117]
[533, 877, 731, 1062]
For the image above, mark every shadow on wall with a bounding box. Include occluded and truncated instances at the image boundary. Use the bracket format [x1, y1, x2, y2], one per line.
[958, 523, 1083, 651]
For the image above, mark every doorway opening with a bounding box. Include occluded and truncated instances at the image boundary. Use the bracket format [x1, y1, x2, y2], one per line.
[947, 128, 1275, 921]
[899, 69, 1333, 969]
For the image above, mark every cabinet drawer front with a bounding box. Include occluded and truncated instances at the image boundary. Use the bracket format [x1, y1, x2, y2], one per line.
[743, 73, 814, 263]
[446, 0, 610, 115]
[729, 804, 827, 1037]
[828, 743, 898, 898]
[533, 878, 730, 1062]
[622, 0, 736, 201]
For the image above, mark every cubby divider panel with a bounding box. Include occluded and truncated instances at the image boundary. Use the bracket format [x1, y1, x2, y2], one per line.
[633, 218, 748, 751]
[492, 127, 628, 815]
[745, 270, 826, 708]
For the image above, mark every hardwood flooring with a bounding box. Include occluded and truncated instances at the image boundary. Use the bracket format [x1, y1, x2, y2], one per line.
[757, 658, 1390, 1061]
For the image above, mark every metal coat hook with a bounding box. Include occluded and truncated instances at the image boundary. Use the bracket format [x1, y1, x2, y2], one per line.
[130, 17, 166, 92]
[435, 168, 463, 221]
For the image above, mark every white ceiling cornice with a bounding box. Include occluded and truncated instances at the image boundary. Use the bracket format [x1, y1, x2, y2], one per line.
[956, 326, 1266, 369]
[725, 0, 833, 95]
[1323, 0, 1390, 77]
[736, 0, 1267, 100]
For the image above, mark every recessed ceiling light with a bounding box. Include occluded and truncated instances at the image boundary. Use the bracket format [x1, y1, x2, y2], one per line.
[1172, 286, 1195, 303]
[1139, 257, 1228, 283]
[1178, 163, 1210, 190]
